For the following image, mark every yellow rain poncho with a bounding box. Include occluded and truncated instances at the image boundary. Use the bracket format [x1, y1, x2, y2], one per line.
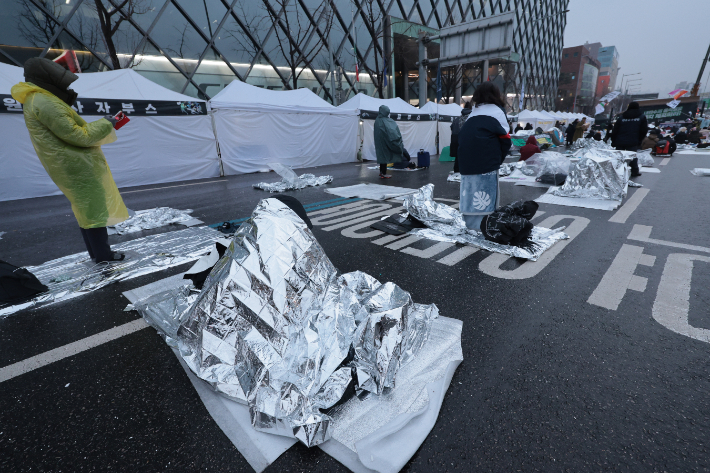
[11, 82, 129, 229]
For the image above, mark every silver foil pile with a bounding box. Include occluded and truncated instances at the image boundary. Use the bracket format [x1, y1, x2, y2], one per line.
[498, 163, 515, 176]
[677, 143, 697, 150]
[572, 138, 614, 150]
[0, 227, 222, 318]
[402, 184, 569, 261]
[254, 162, 333, 192]
[143, 199, 439, 447]
[552, 149, 628, 201]
[110, 207, 196, 234]
[447, 172, 462, 182]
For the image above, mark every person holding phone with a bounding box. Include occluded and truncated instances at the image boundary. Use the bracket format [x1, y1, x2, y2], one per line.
[11, 58, 129, 263]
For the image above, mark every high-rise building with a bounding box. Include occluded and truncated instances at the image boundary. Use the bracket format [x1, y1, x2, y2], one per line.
[555, 44, 601, 116]
[0, 0, 568, 109]
[596, 45, 619, 96]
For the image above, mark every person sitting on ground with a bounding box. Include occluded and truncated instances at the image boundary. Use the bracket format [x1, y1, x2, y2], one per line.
[519, 135, 541, 161]
[641, 131, 660, 150]
[652, 134, 677, 156]
[450, 102, 472, 174]
[593, 132, 602, 141]
[688, 127, 701, 144]
[457, 82, 511, 230]
[373, 105, 403, 179]
[674, 127, 688, 144]
[566, 119, 578, 146]
[524, 122, 533, 130]
[611, 101, 647, 177]
[514, 122, 523, 133]
[700, 127, 710, 139]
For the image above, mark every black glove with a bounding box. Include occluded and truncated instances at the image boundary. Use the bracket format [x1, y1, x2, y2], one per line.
[104, 115, 117, 127]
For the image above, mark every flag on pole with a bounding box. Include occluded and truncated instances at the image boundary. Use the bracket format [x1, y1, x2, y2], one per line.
[383, 58, 387, 87]
[436, 64, 442, 103]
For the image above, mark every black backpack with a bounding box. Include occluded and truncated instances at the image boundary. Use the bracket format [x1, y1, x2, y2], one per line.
[653, 140, 671, 156]
[0, 260, 47, 304]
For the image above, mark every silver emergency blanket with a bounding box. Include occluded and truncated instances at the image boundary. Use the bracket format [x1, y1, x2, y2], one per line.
[552, 150, 628, 201]
[110, 207, 196, 235]
[402, 184, 568, 261]
[573, 138, 614, 150]
[0, 227, 222, 318]
[521, 152, 570, 178]
[690, 168, 710, 176]
[498, 163, 515, 176]
[677, 143, 697, 150]
[636, 149, 655, 167]
[628, 181, 643, 187]
[168, 198, 438, 447]
[254, 162, 333, 192]
[447, 172, 462, 182]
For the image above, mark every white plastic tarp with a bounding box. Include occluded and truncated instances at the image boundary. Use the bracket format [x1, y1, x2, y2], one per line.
[0, 65, 220, 202]
[210, 80, 358, 174]
[338, 94, 437, 160]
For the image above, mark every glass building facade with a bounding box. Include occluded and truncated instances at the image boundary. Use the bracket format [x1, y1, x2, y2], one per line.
[0, 0, 568, 109]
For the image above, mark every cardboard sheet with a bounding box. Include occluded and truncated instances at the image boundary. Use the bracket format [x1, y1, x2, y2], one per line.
[535, 187, 622, 211]
[325, 184, 419, 200]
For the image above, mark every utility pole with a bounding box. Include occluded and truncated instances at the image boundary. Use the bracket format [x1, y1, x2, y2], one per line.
[418, 31, 428, 108]
[327, 0, 337, 105]
[691, 42, 710, 96]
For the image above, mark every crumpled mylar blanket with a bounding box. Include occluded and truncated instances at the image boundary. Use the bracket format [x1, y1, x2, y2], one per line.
[110, 207, 196, 234]
[0, 227, 222, 318]
[573, 138, 614, 150]
[447, 172, 462, 182]
[157, 198, 438, 447]
[254, 162, 333, 192]
[552, 149, 628, 201]
[498, 164, 515, 177]
[677, 143, 697, 150]
[402, 184, 569, 261]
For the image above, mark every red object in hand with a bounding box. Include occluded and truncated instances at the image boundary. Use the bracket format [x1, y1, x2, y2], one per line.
[113, 111, 130, 130]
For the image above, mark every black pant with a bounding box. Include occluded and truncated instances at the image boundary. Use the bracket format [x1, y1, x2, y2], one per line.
[616, 145, 640, 174]
[79, 227, 113, 262]
[380, 163, 387, 174]
[453, 156, 459, 173]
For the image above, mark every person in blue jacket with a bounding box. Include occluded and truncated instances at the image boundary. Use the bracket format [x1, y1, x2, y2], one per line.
[457, 83, 512, 230]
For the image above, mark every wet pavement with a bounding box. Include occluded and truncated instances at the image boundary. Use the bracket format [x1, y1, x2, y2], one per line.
[2, 150, 710, 472]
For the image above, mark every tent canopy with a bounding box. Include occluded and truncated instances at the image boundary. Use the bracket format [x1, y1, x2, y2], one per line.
[210, 80, 351, 114]
[73, 69, 202, 101]
[0, 62, 24, 90]
[339, 93, 420, 115]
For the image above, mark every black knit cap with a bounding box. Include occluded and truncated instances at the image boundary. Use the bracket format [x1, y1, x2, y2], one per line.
[628, 102, 640, 110]
[23, 57, 78, 105]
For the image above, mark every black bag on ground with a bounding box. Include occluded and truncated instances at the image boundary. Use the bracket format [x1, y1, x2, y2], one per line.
[652, 140, 671, 156]
[480, 200, 539, 246]
[536, 173, 567, 185]
[370, 213, 427, 235]
[0, 260, 48, 304]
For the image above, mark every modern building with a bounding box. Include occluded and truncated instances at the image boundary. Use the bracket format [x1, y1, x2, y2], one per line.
[0, 0, 569, 110]
[674, 81, 693, 91]
[596, 45, 619, 96]
[555, 44, 601, 116]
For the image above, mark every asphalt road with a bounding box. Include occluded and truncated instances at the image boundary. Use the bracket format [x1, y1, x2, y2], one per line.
[2, 150, 710, 472]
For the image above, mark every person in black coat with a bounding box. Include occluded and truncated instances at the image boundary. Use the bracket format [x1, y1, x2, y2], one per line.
[611, 102, 648, 177]
[688, 127, 701, 144]
[457, 83, 512, 229]
[449, 102, 472, 173]
[524, 122, 533, 130]
[565, 119, 578, 146]
[674, 127, 689, 144]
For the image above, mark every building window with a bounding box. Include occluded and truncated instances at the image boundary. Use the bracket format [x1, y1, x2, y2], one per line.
[573, 52, 578, 57]
[564, 53, 568, 58]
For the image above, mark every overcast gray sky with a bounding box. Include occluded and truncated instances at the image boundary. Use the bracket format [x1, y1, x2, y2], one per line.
[563, 0, 710, 96]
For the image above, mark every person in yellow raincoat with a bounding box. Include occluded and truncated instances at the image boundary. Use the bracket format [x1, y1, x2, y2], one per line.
[11, 58, 129, 263]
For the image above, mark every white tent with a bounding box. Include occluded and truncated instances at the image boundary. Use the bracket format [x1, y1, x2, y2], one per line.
[420, 102, 464, 150]
[338, 94, 437, 161]
[517, 110, 554, 131]
[209, 80, 358, 174]
[0, 65, 220, 202]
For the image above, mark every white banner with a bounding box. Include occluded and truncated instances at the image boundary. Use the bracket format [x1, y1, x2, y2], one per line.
[667, 99, 681, 109]
[595, 103, 605, 115]
[599, 91, 621, 102]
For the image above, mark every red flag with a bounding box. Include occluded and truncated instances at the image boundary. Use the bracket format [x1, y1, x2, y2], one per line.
[54, 50, 81, 73]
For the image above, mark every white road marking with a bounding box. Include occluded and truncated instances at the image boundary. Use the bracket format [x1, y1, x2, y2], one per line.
[437, 246, 479, 266]
[653, 253, 710, 342]
[660, 158, 670, 166]
[587, 244, 656, 310]
[121, 180, 225, 194]
[310, 204, 392, 227]
[0, 319, 148, 383]
[628, 225, 710, 254]
[371, 234, 408, 245]
[609, 188, 650, 224]
[401, 241, 455, 259]
[478, 215, 590, 279]
[385, 235, 423, 250]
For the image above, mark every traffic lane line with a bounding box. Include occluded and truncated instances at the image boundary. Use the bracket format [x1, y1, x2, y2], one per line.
[121, 179, 227, 194]
[628, 225, 710, 254]
[660, 158, 670, 166]
[0, 319, 148, 383]
[609, 188, 650, 224]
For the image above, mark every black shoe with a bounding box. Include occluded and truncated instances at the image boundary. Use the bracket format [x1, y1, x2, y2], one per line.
[631, 172, 642, 177]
